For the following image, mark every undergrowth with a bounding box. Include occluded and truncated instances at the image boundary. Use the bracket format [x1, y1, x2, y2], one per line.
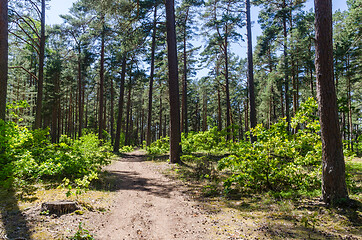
[0, 119, 112, 194]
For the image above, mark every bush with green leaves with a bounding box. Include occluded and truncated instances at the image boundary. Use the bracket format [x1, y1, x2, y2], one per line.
[181, 127, 236, 155]
[146, 136, 170, 155]
[218, 98, 322, 194]
[0, 119, 111, 190]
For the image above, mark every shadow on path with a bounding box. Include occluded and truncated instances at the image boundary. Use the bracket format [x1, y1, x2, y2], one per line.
[0, 186, 32, 240]
[92, 152, 175, 198]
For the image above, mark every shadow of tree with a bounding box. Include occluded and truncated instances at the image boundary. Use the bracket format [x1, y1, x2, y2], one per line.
[0, 185, 32, 240]
[92, 155, 176, 198]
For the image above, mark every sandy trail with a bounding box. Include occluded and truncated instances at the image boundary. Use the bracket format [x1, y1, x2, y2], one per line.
[90, 150, 211, 240]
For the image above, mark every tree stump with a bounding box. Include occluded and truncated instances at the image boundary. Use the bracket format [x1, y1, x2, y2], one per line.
[41, 200, 79, 215]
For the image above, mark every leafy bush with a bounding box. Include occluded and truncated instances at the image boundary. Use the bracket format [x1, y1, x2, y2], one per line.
[146, 136, 169, 155]
[218, 98, 322, 194]
[0, 120, 111, 190]
[181, 127, 235, 155]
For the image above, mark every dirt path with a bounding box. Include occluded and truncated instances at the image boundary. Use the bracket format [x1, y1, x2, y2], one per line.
[87, 150, 212, 240]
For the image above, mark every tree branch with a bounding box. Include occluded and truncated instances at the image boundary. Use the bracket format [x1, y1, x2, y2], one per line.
[9, 66, 38, 81]
[9, 30, 40, 55]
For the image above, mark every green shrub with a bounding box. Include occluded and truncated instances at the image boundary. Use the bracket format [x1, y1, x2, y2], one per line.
[181, 127, 235, 155]
[0, 120, 111, 190]
[218, 98, 322, 194]
[146, 136, 169, 155]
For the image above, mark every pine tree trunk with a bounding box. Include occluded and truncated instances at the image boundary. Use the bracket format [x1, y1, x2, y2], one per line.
[159, 93, 163, 140]
[34, 0, 45, 129]
[125, 81, 132, 146]
[224, 36, 231, 140]
[110, 78, 115, 145]
[98, 17, 105, 140]
[146, 5, 157, 146]
[78, 46, 83, 138]
[202, 92, 207, 131]
[314, 0, 348, 204]
[217, 88, 222, 131]
[246, 0, 257, 142]
[181, 7, 189, 134]
[165, 0, 181, 163]
[114, 56, 127, 152]
[0, 0, 8, 121]
[282, 0, 290, 130]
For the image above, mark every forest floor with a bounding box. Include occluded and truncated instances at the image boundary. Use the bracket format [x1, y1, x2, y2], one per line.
[0, 151, 361, 240]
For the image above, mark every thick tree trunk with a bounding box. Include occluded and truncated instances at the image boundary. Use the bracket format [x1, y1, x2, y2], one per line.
[34, 0, 45, 129]
[114, 56, 127, 152]
[246, 0, 257, 142]
[165, 0, 181, 163]
[146, 5, 157, 146]
[314, 0, 348, 204]
[0, 0, 8, 120]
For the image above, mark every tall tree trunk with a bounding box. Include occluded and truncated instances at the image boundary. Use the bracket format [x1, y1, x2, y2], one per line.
[125, 80, 132, 146]
[314, 0, 348, 204]
[282, 0, 290, 131]
[165, 0, 181, 163]
[0, 0, 8, 121]
[114, 56, 127, 152]
[78, 46, 83, 138]
[110, 78, 115, 144]
[159, 93, 163, 140]
[34, 0, 45, 129]
[51, 71, 60, 143]
[217, 88, 222, 131]
[146, 5, 157, 146]
[181, 7, 190, 134]
[202, 92, 207, 131]
[246, 0, 257, 142]
[98, 16, 105, 140]
[224, 35, 231, 140]
[346, 57, 353, 151]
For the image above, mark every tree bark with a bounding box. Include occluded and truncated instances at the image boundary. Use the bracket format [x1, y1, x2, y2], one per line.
[125, 79, 132, 146]
[98, 16, 105, 140]
[146, 5, 157, 146]
[246, 0, 257, 142]
[34, 0, 45, 129]
[78, 46, 83, 138]
[282, 0, 290, 131]
[181, 7, 190, 134]
[0, 0, 8, 121]
[114, 56, 127, 152]
[165, 0, 181, 164]
[314, 0, 348, 204]
[110, 78, 115, 144]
